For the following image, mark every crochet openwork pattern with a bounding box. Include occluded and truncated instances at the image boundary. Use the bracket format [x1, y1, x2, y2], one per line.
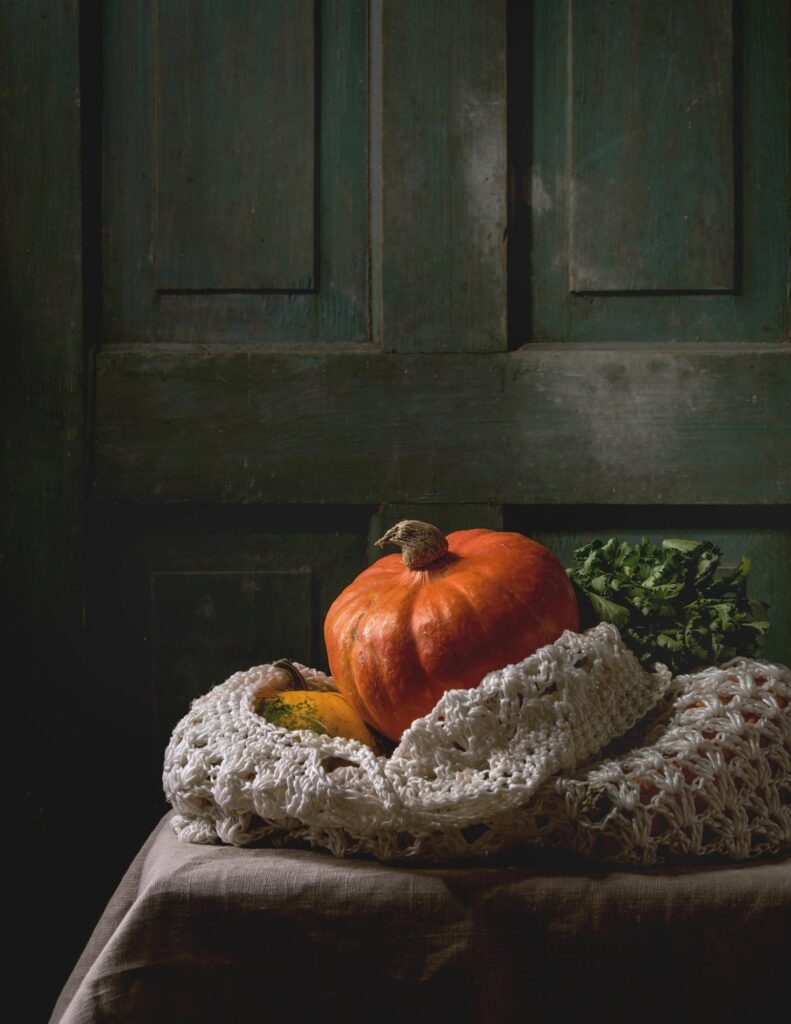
[529, 657, 791, 864]
[163, 624, 790, 864]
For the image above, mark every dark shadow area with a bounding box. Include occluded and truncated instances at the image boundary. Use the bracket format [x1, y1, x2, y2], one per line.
[504, 504, 791, 532]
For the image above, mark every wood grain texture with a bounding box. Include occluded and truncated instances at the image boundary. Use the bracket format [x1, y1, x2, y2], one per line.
[523, 0, 789, 342]
[103, 0, 368, 342]
[570, 0, 734, 293]
[154, 0, 315, 291]
[94, 344, 791, 505]
[378, 0, 507, 351]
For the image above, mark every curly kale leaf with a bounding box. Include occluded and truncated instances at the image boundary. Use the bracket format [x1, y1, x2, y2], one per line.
[566, 538, 770, 675]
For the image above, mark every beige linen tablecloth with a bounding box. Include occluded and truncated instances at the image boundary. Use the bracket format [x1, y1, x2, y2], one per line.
[51, 813, 790, 1024]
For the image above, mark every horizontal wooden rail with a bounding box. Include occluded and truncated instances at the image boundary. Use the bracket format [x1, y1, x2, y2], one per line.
[94, 343, 791, 505]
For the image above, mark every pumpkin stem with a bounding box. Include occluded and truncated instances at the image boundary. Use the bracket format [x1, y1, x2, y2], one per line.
[374, 520, 449, 569]
[272, 658, 307, 690]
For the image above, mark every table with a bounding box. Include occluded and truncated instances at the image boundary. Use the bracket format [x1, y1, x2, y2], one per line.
[50, 812, 790, 1024]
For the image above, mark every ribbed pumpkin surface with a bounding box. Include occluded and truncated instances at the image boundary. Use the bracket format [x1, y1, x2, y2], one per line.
[324, 528, 579, 740]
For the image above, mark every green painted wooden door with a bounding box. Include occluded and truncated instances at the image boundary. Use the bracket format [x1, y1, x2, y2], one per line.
[3, 3, 789, 1014]
[92, 0, 789, 705]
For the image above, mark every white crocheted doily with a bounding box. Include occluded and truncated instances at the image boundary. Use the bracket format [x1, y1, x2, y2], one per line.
[163, 623, 790, 864]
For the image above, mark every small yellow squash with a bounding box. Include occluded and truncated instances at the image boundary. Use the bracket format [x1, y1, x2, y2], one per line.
[254, 659, 378, 750]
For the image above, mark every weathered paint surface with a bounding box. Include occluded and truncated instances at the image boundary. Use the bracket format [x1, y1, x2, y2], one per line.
[524, 0, 789, 342]
[379, 0, 508, 352]
[104, 0, 368, 343]
[154, 0, 316, 291]
[94, 344, 791, 505]
[570, 0, 734, 292]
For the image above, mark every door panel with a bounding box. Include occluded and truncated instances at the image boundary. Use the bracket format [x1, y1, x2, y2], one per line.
[151, 569, 313, 736]
[520, 0, 788, 342]
[569, 0, 734, 293]
[85, 504, 372, 748]
[154, 0, 316, 292]
[103, 0, 369, 343]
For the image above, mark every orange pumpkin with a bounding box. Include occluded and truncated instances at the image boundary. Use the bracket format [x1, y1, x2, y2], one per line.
[323, 520, 579, 741]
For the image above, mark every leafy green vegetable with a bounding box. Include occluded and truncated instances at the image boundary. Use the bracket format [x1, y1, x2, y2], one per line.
[567, 537, 770, 675]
